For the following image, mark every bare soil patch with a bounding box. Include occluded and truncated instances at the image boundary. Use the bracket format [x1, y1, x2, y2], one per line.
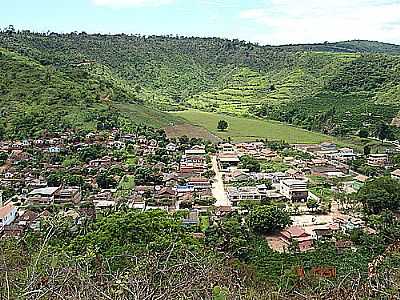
[164, 123, 222, 143]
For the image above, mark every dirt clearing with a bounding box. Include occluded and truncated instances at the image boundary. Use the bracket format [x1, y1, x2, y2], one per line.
[164, 123, 222, 143]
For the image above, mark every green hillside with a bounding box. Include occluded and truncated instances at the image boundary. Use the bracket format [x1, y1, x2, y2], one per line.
[0, 30, 399, 140]
[0, 47, 179, 138]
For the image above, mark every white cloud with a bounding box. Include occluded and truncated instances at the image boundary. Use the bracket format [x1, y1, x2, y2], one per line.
[92, 0, 174, 8]
[240, 0, 400, 45]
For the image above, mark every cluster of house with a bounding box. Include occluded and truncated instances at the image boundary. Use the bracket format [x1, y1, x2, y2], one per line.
[226, 175, 309, 206]
[216, 140, 400, 229]
[1, 132, 399, 243]
[296, 142, 396, 169]
[206, 142, 310, 207]
[0, 128, 218, 237]
[127, 145, 213, 211]
[279, 215, 370, 252]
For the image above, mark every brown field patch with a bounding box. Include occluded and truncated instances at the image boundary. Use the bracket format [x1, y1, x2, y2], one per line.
[164, 123, 222, 143]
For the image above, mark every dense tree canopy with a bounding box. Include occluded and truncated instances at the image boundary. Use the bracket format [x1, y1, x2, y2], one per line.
[357, 176, 400, 214]
[247, 205, 292, 234]
[239, 155, 261, 172]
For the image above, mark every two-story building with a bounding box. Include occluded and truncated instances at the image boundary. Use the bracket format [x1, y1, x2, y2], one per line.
[280, 226, 314, 252]
[367, 154, 389, 167]
[217, 153, 240, 171]
[53, 187, 82, 204]
[27, 186, 61, 205]
[280, 179, 308, 201]
[187, 177, 211, 190]
[185, 145, 206, 156]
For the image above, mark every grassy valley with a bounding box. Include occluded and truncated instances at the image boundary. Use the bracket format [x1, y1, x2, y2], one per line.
[172, 110, 338, 144]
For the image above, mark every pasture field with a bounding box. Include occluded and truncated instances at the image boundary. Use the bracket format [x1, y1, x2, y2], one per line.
[171, 110, 339, 144]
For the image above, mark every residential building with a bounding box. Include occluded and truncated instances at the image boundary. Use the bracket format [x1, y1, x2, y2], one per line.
[218, 143, 234, 152]
[187, 177, 211, 190]
[225, 170, 252, 183]
[286, 169, 305, 180]
[280, 179, 308, 201]
[48, 146, 61, 153]
[155, 187, 177, 200]
[391, 169, 400, 180]
[352, 174, 369, 190]
[53, 187, 81, 204]
[367, 154, 389, 167]
[89, 156, 112, 168]
[185, 145, 206, 156]
[280, 226, 314, 252]
[217, 153, 240, 171]
[312, 224, 339, 240]
[0, 202, 17, 233]
[27, 186, 61, 205]
[227, 187, 264, 205]
[180, 154, 207, 174]
[166, 143, 177, 152]
[176, 184, 195, 193]
[226, 185, 283, 205]
[320, 142, 337, 151]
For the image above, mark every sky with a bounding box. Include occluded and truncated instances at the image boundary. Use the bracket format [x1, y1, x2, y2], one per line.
[2, 0, 400, 45]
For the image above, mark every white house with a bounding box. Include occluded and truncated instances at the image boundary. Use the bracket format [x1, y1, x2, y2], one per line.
[280, 179, 308, 201]
[166, 143, 177, 152]
[391, 169, 400, 180]
[185, 145, 206, 156]
[48, 146, 61, 153]
[0, 203, 17, 232]
[320, 142, 337, 151]
[328, 148, 357, 162]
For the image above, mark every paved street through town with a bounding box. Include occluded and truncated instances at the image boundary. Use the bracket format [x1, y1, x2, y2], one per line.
[211, 155, 231, 207]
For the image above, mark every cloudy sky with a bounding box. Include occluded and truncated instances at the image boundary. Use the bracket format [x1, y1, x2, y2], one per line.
[2, 0, 400, 45]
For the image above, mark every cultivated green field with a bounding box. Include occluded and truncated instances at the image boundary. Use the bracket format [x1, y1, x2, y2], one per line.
[171, 110, 338, 144]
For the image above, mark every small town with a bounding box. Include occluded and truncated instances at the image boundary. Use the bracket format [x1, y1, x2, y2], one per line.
[1, 127, 400, 254]
[2, 4, 400, 298]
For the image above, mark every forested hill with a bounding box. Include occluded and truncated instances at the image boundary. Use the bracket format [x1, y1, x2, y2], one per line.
[0, 47, 179, 138]
[0, 29, 399, 139]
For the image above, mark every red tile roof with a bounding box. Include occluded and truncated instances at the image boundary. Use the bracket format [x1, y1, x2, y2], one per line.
[281, 226, 309, 239]
[0, 203, 15, 219]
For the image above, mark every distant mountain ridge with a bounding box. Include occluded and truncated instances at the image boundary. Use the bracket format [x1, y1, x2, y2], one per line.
[277, 40, 400, 54]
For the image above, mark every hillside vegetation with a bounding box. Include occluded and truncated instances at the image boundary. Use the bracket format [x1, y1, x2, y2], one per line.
[0, 47, 180, 138]
[0, 28, 399, 139]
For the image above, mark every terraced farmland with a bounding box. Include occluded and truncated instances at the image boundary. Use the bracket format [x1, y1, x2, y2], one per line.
[186, 67, 324, 115]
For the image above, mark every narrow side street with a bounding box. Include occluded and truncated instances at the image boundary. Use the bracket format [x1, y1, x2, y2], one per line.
[211, 155, 231, 207]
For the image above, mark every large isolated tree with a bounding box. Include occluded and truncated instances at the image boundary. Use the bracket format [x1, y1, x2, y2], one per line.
[376, 122, 393, 143]
[217, 120, 228, 131]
